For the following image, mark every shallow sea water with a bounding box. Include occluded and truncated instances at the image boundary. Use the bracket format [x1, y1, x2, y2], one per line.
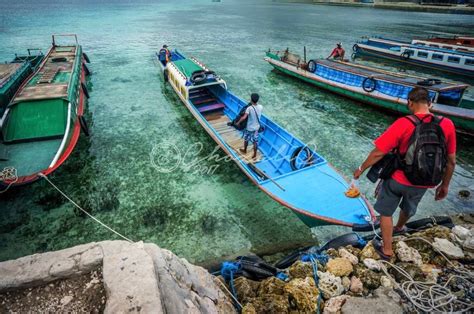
[0, 0, 473, 265]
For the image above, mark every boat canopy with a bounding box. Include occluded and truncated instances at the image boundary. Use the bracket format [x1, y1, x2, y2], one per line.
[2, 99, 67, 143]
[173, 59, 204, 78]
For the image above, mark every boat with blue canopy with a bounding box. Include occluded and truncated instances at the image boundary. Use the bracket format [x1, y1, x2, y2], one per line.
[264, 49, 473, 134]
[353, 37, 474, 78]
[156, 48, 376, 228]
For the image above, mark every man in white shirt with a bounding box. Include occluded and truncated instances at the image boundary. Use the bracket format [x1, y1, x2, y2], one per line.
[236, 93, 263, 159]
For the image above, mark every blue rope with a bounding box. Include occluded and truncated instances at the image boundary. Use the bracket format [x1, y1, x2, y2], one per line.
[301, 252, 328, 314]
[220, 262, 242, 310]
[356, 233, 367, 247]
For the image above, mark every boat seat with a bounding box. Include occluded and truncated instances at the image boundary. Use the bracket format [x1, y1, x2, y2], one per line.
[37, 67, 60, 84]
[194, 97, 216, 105]
[198, 103, 225, 113]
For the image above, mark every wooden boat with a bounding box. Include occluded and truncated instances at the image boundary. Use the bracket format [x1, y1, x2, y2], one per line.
[0, 49, 44, 116]
[0, 35, 91, 187]
[264, 49, 474, 134]
[413, 36, 474, 52]
[353, 37, 474, 78]
[156, 48, 376, 228]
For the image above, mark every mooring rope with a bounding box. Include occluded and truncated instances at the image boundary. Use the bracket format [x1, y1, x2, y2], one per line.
[0, 167, 18, 194]
[378, 236, 474, 313]
[38, 173, 134, 243]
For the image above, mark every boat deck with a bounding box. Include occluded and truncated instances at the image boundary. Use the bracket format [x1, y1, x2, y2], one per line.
[317, 60, 465, 91]
[0, 64, 22, 87]
[14, 46, 76, 102]
[205, 112, 263, 163]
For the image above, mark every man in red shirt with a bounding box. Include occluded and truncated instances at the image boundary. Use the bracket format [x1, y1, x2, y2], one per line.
[353, 87, 456, 259]
[327, 43, 345, 60]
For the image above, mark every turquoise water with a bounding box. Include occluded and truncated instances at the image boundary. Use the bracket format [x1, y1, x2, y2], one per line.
[0, 0, 473, 265]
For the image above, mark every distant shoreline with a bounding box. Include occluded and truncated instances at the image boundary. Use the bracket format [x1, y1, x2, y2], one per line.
[277, 0, 474, 15]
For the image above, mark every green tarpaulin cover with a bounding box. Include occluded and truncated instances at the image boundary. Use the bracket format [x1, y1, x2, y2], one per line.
[173, 59, 203, 78]
[3, 99, 67, 142]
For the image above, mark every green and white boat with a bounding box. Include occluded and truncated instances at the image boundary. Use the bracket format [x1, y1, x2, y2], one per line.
[265, 49, 474, 134]
[0, 49, 44, 116]
[0, 35, 91, 188]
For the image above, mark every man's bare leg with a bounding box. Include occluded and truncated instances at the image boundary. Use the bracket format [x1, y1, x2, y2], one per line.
[380, 215, 394, 256]
[240, 140, 249, 154]
[394, 210, 410, 231]
[252, 143, 258, 159]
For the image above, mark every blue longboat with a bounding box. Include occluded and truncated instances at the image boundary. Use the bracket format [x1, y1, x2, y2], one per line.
[353, 37, 474, 78]
[155, 49, 376, 228]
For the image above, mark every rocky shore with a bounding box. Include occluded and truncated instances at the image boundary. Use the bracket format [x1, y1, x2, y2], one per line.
[0, 215, 472, 313]
[220, 214, 474, 313]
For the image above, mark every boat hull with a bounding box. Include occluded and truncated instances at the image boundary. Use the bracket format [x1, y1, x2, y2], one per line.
[0, 40, 89, 188]
[265, 57, 474, 134]
[354, 44, 474, 78]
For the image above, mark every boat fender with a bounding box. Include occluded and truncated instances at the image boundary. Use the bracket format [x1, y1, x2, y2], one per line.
[307, 60, 317, 73]
[352, 217, 380, 232]
[79, 115, 90, 137]
[163, 69, 169, 82]
[83, 63, 91, 76]
[290, 146, 314, 171]
[81, 82, 90, 99]
[83, 52, 91, 63]
[319, 232, 367, 252]
[190, 70, 207, 85]
[416, 78, 442, 86]
[83, 64, 91, 76]
[352, 44, 360, 53]
[405, 216, 452, 230]
[274, 245, 314, 269]
[401, 51, 411, 60]
[362, 77, 377, 93]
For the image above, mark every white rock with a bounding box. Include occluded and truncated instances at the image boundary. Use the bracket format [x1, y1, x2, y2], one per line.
[60, 295, 73, 306]
[324, 295, 350, 314]
[452, 226, 472, 241]
[432, 238, 464, 259]
[342, 287, 402, 313]
[338, 248, 359, 265]
[463, 237, 474, 253]
[396, 241, 423, 266]
[349, 276, 363, 294]
[363, 258, 381, 271]
[317, 271, 345, 299]
[380, 276, 393, 288]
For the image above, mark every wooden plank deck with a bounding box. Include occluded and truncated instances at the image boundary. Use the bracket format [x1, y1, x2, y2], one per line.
[205, 112, 263, 163]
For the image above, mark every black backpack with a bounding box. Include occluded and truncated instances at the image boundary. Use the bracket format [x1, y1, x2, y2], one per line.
[228, 104, 250, 130]
[401, 115, 447, 186]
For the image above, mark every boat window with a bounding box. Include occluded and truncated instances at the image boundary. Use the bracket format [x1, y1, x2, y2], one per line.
[447, 56, 460, 63]
[432, 53, 444, 61]
[442, 46, 452, 49]
[465, 59, 474, 66]
[405, 49, 415, 56]
[417, 51, 429, 58]
[429, 44, 439, 48]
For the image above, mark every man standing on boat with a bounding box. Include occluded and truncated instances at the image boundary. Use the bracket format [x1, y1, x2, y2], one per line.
[353, 87, 456, 260]
[327, 43, 345, 61]
[159, 45, 171, 65]
[236, 93, 263, 159]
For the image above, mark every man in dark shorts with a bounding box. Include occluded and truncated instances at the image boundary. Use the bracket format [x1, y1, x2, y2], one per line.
[353, 87, 456, 259]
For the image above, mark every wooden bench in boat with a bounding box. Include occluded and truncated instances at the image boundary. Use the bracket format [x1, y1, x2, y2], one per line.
[205, 112, 263, 163]
[37, 67, 60, 84]
[198, 103, 225, 113]
[15, 84, 68, 102]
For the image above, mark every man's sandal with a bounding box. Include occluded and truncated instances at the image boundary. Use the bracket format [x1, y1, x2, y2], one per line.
[372, 238, 393, 261]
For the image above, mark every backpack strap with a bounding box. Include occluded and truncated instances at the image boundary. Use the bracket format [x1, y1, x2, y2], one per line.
[404, 115, 420, 127]
[250, 105, 262, 128]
